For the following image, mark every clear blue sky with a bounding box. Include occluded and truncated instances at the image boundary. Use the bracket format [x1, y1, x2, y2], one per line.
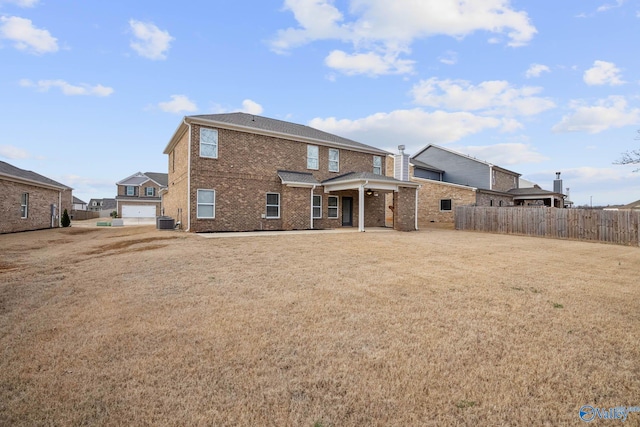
[1, 0, 639, 206]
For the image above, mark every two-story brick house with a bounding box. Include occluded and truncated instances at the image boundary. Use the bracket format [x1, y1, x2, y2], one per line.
[115, 172, 167, 218]
[162, 113, 419, 233]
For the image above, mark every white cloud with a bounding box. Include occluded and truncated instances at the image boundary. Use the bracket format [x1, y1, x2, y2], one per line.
[552, 96, 640, 134]
[309, 108, 515, 154]
[240, 99, 263, 115]
[158, 95, 197, 114]
[583, 60, 625, 86]
[129, 19, 173, 60]
[411, 78, 556, 116]
[597, 0, 626, 12]
[459, 143, 548, 165]
[271, 0, 536, 76]
[0, 16, 57, 54]
[439, 50, 458, 66]
[0, 144, 30, 159]
[20, 79, 114, 96]
[525, 63, 550, 78]
[0, 0, 40, 7]
[325, 50, 415, 75]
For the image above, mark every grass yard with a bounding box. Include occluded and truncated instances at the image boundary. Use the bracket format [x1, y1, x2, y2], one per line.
[1, 225, 639, 426]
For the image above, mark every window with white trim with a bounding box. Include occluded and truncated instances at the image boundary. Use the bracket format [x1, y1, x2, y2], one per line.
[328, 196, 339, 218]
[440, 199, 452, 211]
[125, 186, 135, 196]
[307, 145, 319, 170]
[266, 193, 280, 218]
[328, 148, 339, 172]
[200, 128, 218, 158]
[197, 189, 215, 218]
[313, 195, 322, 219]
[20, 193, 28, 218]
[373, 156, 382, 175]
[145, 187, 155, 197]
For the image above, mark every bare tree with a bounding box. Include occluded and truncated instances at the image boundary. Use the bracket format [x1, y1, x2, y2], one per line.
[614, 130, 640, 171]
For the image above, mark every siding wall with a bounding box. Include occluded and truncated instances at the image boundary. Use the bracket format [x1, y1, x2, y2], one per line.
[413, 146, 490, 189]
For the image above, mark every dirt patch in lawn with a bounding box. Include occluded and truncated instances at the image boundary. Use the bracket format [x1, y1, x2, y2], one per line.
[0, 226, 638, 426]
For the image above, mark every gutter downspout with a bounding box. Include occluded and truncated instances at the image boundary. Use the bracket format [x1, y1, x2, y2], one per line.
[58, 191, 62, 227]
[358, 180, 368, 232]
[184, 118, 192, 232]
[310, 185, 317, 229]
[415, 185, 420, 231]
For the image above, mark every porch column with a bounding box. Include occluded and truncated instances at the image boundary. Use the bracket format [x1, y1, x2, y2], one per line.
[358, 184, 365, 232]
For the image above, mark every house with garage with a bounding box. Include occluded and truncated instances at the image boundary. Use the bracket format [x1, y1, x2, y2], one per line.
[0, 160, 72, 234]
[88, 198, 117, 217]
[115, 172, 167, 218]
[406, 144, 566, 226]
[161, 113, 419, 233]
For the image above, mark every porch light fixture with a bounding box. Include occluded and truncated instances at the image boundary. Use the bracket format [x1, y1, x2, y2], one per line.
[366, 189, 373, 196]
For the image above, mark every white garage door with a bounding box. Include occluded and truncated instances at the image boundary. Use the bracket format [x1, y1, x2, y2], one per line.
[121, 205, 156, 218]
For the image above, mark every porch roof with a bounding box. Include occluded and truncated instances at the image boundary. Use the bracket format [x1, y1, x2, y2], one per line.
[277, 170, 320, 188]
[322, 171, 419, 192]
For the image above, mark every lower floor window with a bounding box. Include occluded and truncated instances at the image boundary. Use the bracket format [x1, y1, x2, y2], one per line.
[328, 196, 339, 218]
[440, 199, 452, 211]
[20, 193, 29, 218]
[266, 193, 280, 218]
[313, 195, 322, 219]
[197, 189, 215, 218]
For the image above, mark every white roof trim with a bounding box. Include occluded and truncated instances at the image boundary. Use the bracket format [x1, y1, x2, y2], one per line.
[410, 176, 477, 191]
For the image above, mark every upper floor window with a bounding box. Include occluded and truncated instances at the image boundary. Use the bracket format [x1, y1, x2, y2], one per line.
[200, 128, 218, 158]
[20, 193, 28, 218]
[125, 186, 135, 196]
[313, 195, 322, 219]
[145, 187, 155, 197]
[328, 148, 339, 172]
[373, 156, 382, 175]
[197, 189, 215, 218]
[307, 145, 319, 170]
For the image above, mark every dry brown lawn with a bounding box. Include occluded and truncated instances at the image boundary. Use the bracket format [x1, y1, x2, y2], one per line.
[1, 225, 639, 426]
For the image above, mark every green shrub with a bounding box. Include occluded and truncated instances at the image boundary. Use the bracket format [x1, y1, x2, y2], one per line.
[61, 209, 71, 227]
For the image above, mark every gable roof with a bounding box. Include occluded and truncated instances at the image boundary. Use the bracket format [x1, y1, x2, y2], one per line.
[73, 196, 86, 204]
[117, 172, 168, 187]
[412, 144, 520, 176]
[277, 170, 320, 187]
[164, 113, 390, 156]
[410, 158, 444, 173]
[0, 160, 71, 190]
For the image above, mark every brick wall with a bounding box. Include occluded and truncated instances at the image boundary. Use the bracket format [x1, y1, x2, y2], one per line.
[413, 178, 476, 225]
[393, 187, 416, 231]
[167, 123, 388, 232]
[476, 191, 513, 207]
[493, 169, 518, 192]
[1, 179, 66, 234]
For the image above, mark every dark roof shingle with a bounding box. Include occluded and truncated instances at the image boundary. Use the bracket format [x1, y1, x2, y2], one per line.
[190, 113, 389, 155]
[0, 160, 70, 189]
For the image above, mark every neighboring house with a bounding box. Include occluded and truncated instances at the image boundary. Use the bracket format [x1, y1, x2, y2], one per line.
[162, 113, 419, 233]
[619, 199, 640, 210]
[115, 172, 168, 218]
[72, 196, 87, 210]
[88, 198, 117, 217]
[0, 160, 72, 234]
[405, 144, 566, 226]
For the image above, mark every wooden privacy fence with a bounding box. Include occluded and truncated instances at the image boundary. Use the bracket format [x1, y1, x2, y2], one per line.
[70, 210, 100, 220]
[455, 206, 640, 247]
